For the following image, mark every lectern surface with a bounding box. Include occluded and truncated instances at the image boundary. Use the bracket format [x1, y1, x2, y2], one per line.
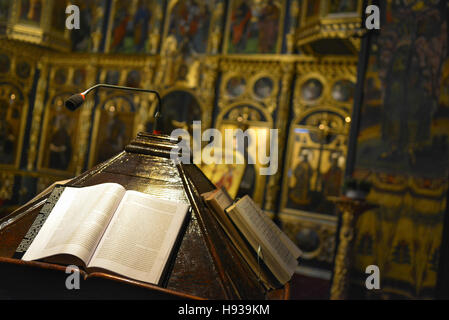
[0, 133, 289, 300]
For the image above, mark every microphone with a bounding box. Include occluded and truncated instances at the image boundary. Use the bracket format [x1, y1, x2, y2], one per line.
[65, 93, 86, 111]
[65, 84, 163, 134]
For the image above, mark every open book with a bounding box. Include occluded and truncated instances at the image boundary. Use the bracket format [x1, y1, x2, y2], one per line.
[202, 188, 301, 287]
[22, 183, 190, 286]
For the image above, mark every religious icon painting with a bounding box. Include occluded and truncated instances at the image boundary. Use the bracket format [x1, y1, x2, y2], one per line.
[19, 0, 43, 25]
[92, 97, 135, 166]
[282, 123, 347, 216]
[201, 122, 267, 203]
[201, 155, 247, 199]
[288, 146, 315, 207]
[226, 76, 246, 98]
[109, 0, 156, 54]
[167, 0, 214, 55]
[0, 84, 25, 167]
[301, 78, 323, 101]
[253, 77, 274, 99]
[226, 0, 283, 54]
[39, 94, 81, 173]
[71, 0, 107, 52]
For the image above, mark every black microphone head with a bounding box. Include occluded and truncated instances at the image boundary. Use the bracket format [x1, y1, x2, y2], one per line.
[65, 94, 85, 111]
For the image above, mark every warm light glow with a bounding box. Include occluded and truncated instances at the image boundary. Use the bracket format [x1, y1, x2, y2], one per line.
[345, 117, 351, 123]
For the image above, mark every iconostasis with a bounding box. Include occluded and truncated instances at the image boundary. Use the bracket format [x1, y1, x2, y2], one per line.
[279, 61, 356, 271]
[0, 0, 361, 276]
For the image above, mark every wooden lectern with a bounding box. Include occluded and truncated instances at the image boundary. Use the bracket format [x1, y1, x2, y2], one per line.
[0, 133, 289, 300]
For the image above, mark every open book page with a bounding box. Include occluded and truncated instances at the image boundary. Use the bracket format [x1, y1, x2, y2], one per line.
[232, 196, 298, 283]
[22, 183, 126, 264]
[203, 189, 273, 289]
[203, 188, 234, 231]
[213, 187, 234, 209]
[246, 198, 302, 259]
[88, 190, 190, 285]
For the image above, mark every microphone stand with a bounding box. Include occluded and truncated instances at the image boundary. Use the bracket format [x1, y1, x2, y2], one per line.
[65, 84, 163, 134]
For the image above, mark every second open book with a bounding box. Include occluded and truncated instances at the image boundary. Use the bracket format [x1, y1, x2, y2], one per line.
[22, 183, 190, 286]
[202, 187, 302, 289]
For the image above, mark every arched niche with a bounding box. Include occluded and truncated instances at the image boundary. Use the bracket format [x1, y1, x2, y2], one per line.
[280, 108, 350, 216]
[202, 103, 273, 206]
[89, 95, 137, 167]
[37, 92, 82, 174]
[153, 90, 202, 134]
[0, 82, 27, 169]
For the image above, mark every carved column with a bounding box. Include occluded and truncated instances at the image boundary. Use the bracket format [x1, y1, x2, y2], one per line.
[135, 59, 155, 135]
[199, 56, 219, 129]
[75, 60, 98, 175]
[208, 1, 225, 55]
[27, 60, 49, 171]
[286, 0, 300, 54]
[329, 197, 377, 300]
[264, 62, 294, 212]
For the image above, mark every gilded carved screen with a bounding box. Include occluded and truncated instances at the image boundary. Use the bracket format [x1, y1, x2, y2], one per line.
[282, 110, 349, 215]
[37, 94, 81, 173]
[0, 1, 360, 233]
[280, 66, 355, 218]
[0, 49, 34, 170]
[0, 83, 27, 168]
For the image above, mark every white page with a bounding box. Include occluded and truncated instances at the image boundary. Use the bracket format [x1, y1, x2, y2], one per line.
[214, 187, 233, 209]
[236, 197, 298, 276]
[22, 183, 126, 264]
[247, 199, 302, 259]
[88, 190, 189, 285]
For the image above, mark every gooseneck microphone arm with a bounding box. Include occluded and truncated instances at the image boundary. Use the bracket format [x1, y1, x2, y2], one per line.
[65, 84, 163, 134]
